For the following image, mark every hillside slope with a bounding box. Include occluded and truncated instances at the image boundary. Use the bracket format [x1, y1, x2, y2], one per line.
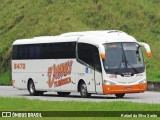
[0, 0, 160, 84]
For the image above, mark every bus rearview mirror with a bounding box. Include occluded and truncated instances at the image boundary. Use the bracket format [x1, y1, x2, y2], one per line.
[99, 45, 105, 60]
[138, 42, 152, 58]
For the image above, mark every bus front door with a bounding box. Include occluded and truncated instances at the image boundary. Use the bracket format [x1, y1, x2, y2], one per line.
[94, 53, 103, 94]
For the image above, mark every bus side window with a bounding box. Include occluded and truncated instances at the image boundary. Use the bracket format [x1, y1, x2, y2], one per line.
[29, 46, 35, 59]
[12, 46, 18, 59]
[93, 53, 102, 72]
[78, 43, 102, 72]
[19, 46, 24, 59]
[35, 46, 41, 59]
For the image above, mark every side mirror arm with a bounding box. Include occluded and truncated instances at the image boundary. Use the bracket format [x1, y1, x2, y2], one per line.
[138, 42, 152, 58]
[99, 45, 105, 60]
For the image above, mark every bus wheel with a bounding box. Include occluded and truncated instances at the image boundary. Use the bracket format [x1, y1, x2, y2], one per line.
[28, 80, 37, 96]
[57, 92, 70, 96]
[115, 94, 125, 98]
[80, 82, 91, 98]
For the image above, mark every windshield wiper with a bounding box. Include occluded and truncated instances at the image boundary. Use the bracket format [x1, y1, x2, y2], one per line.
[121, 43, 128, 68]
[125, 60, 139, 74]
[120, 43, 139, 74]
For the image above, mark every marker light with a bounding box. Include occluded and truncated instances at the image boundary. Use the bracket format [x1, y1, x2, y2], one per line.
[139, 80, 146, 84]
[100, 53, 105, 59]
[104, 80, 116, 85]
[147, 52, 152, 58]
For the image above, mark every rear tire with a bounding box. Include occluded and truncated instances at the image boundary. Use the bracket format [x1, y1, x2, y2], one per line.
[80, 82, 91, 98]
[57, 92, 70, 96]
[28, 80, 37, 96]
[115, 94, 125, 98]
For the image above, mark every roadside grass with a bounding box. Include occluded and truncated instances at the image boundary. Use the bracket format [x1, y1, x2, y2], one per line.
[0, 97, 160, 120]
[3, 97, 160, 111]
[2, 97, 160, 111]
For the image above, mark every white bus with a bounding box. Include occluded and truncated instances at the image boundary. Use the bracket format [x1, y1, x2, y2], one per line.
[12, 30, 151, 98]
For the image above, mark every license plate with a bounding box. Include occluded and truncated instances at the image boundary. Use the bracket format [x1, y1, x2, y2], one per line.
[125, 87, 132, 90]
[123, 74, 131, 77]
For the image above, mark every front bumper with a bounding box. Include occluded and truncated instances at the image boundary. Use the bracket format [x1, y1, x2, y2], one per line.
[103, 83, 147, 94]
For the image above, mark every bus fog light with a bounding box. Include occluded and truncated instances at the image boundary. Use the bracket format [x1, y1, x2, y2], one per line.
[139, 80, 146, 84]
[104, 80, 116, 85]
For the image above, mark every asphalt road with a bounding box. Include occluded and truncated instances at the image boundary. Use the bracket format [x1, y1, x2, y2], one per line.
[0, 86, 160, 104]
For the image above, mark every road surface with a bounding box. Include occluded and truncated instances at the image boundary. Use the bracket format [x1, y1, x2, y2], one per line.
[0, 86, 160, 104]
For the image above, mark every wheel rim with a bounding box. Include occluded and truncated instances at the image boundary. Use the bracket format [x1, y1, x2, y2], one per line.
[81, 84, 87, 96]
[29, 82, 35, 94]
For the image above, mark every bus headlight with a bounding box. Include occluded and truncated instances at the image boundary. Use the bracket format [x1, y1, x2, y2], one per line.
[103, 80, 116, 85]
[139, 80, 146, 84]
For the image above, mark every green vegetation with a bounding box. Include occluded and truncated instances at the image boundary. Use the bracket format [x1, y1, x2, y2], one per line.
[2, 97, 160, 111]
[0, 97, 160, 120]
[0, 0, 160, 84]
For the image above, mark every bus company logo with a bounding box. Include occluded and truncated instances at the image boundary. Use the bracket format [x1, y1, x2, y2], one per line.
[47, 60, 73, 88]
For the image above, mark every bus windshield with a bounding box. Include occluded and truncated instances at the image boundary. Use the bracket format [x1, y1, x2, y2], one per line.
[103, 42, 145, 75]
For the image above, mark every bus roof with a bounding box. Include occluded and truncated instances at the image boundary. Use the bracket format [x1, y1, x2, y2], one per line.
[13, 30, 137, 45]
[13, 36, 78, 45]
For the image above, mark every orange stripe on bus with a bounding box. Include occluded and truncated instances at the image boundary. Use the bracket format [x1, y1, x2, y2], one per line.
[103, 83, 147, 94]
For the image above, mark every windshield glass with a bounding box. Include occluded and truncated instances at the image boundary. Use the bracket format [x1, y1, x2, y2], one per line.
[103, 42, 145, 75]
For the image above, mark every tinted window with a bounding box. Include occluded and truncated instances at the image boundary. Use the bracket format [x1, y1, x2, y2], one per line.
[12, 46, 18, 59]
[12, 42, 76, 59]
[78, 43, 101, 72]
[29, 44, 41, 59]
[103, 42, 145, 75]
[13, 45, 29, 59]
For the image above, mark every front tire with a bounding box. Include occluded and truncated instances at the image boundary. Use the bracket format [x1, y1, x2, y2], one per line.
[115, 94, 125, 98]
[80, 82, 91, 98]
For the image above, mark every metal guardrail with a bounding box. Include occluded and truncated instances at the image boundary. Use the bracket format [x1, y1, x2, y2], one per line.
[147, 81, 160, 91]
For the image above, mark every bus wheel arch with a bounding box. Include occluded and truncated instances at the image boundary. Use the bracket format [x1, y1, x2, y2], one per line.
[27, 78, 45, 96]
[78, 79, 91, 98]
